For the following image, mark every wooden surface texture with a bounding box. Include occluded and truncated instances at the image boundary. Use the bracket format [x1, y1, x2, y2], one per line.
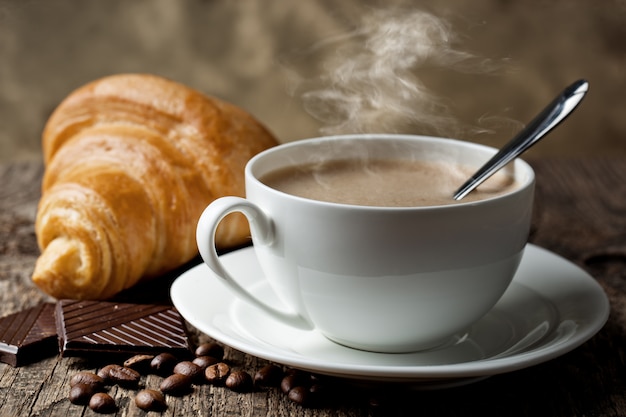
[1, 158, 625, 416]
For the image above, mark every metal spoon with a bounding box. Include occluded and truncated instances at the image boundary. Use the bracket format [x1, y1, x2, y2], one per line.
[453, 79, 589, 200]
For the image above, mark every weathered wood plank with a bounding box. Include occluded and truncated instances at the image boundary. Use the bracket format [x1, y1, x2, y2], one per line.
[0, 158, 625, 417]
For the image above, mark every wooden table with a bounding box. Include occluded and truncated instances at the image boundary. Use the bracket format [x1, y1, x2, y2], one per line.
[1, 157, 625, 416]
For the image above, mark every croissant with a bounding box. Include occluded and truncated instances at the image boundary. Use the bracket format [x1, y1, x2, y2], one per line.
[32, 73, 278, 300]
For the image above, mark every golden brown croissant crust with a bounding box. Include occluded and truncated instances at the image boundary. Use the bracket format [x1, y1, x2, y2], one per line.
[33, 73, 278, 300]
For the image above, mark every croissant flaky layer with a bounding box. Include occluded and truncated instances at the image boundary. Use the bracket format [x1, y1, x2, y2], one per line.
[33, 73, 278, 300]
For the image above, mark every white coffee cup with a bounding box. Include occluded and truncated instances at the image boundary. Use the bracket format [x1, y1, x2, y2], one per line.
[196, 134, 535, 353]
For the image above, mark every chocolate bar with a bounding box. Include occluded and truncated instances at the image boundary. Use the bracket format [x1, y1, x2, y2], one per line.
[56, 300, 192, 358]
[0, 303, 58, 367]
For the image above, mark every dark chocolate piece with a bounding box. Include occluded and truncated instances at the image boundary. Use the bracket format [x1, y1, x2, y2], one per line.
[0, 303, 58, 366]
[56, 300, 192, 358]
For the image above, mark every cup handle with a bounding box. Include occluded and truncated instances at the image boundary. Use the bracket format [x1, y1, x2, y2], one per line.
[196, 196, 313, 330]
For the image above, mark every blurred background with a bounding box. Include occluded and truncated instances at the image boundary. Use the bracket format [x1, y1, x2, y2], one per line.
[1, 0, 625, 162]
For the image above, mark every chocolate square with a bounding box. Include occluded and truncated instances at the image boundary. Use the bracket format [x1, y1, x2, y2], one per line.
[0, 303, 58, 367]
[55, 300, 192, 358]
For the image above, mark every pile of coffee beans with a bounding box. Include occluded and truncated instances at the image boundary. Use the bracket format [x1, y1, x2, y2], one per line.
[67, 342, 333, 413]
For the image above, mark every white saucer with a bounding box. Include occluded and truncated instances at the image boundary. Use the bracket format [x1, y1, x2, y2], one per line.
[171, 244, 609, 386]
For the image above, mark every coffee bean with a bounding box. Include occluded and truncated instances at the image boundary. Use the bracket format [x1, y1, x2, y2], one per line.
[69, 383, 97, 405]
[69, 371, 104, 390]
[195, 342, 224, 360]
[287, 385, 313, 407]
[254, 364, 284, 387]
[89, 392, 117, 413]
[173, 361, 203, 383]
[225, 370, 253, 393]
[96, 364, 119, 384]
[205, 362, 230, 385]
[107, 365, 141, 388]
[193, 355, 219, 371]
[135, 389, 166, 411]
[150, 352, 178, 375]
[123, 354, 154, 374]
[280, 372, 308, 394]
[160, 373, 193, 396]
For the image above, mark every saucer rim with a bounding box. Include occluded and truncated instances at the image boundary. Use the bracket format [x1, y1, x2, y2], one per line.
[171, 244, 609, 381]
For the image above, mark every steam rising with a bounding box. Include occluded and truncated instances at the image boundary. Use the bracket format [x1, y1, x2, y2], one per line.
[289, 8, 502, 136]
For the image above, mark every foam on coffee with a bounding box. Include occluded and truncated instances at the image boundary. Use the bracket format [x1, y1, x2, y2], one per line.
[260, 158, 518, 207]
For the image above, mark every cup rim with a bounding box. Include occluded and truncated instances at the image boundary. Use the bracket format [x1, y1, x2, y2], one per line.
[246, 133, 535, 211]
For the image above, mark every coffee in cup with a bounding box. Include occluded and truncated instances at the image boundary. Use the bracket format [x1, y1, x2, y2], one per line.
[196, 134, 535, 353]
[259, 158, 519, 207]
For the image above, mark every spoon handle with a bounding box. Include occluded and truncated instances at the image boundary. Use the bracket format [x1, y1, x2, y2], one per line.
[453, 79, 589, 200]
